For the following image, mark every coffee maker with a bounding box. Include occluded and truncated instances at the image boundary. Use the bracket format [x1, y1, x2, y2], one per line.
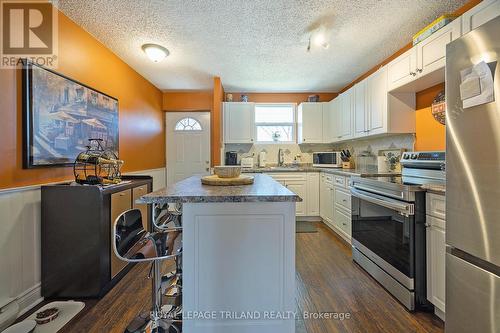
[225, 151, 238, 165]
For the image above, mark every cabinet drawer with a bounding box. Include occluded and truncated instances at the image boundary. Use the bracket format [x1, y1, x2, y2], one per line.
[111, 189, 132, 278]
[324, 174, 333, 184]
[426, 193, 446, 220]
[334, 207, 351, 238]
[133, 185, 150, 231]
[334, 187, 351, 210]
[333, 175, 346, 188]
[427, 214, 446, 231]
[266, 172, 307, 181]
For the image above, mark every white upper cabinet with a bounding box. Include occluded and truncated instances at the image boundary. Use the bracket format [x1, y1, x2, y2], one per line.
[322, 102, 332, 143]
[387, 48, 418, 91]
[353, 79, 368, 138]
[223, 102, 255, 143]
[339, 90, 353, 139]
[366, 66, 388, 134]
[386, 18, 460, 92]
[329, 98, 340, 141]
[416, 18, 461, 77]
[462, 0, 500, 34]
[298, 102, 324, 143]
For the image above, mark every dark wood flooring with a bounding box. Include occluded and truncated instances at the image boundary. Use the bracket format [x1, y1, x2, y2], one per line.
[33, 222, 444, 333]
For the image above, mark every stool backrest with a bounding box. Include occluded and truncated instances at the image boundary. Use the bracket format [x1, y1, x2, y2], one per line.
[113, 209, 182, 262]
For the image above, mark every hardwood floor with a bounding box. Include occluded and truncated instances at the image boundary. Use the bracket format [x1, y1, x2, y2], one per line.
[47, 222, 443, 332]
[295, 223, 443, 333]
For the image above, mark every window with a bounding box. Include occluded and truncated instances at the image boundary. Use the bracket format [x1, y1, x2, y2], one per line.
[175, 117, 202, 131]
[255, 104, 295, 143]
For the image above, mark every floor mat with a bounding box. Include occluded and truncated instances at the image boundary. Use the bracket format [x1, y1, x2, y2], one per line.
[296, 221, 318, 233]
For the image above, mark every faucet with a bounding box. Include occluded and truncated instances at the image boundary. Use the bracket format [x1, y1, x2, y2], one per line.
[278, 148, 285, 166]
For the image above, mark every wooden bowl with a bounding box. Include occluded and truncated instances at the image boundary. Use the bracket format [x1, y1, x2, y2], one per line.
[214, 166, 241, 178]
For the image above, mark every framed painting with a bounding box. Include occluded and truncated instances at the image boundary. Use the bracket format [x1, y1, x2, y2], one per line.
[22, 61, 119, 168]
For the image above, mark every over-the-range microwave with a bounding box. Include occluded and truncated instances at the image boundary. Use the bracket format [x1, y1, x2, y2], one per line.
[312, 152, 342, 168]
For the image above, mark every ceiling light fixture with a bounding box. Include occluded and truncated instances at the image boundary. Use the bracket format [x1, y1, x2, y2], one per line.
[142, 43, 170, 62]
[307, 26, 330, 52]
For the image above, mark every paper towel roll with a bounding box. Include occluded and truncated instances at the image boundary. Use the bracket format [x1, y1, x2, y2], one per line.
[377, 156, 389, 173]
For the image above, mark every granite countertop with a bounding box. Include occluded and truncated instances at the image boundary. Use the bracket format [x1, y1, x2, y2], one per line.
[241, 165, 399, 177]
[138, 174, 302, 204]
[421, 183, 446, 194]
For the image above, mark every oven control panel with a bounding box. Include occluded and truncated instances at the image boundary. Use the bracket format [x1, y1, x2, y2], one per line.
[401, 151, 445, 162]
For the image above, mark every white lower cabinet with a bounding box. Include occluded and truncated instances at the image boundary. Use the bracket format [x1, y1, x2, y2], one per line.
[266, 172, 319, 217]
[319, 173, 352, 243]
[426, 193, 446, 319]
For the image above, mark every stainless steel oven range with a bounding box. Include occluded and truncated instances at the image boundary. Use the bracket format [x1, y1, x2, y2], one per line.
[350, 151, 445, 311]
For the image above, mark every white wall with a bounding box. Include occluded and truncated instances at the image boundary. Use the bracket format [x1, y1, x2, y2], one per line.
[0, 168, 166, 316]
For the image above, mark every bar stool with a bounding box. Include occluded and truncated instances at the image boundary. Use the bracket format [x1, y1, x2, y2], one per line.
[113, 208, 182, 333]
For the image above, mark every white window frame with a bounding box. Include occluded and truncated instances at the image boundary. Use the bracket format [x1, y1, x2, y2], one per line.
[254, 103, 297, 144]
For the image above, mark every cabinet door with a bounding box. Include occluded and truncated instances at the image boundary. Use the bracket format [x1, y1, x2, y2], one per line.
[223, 103, 255, 143]
[286, 181, 307, 216]
[322, 102, 331, 143]
[462, 0, 500, 34]
[330, 98, 341, 142]
[319, 174, 326, 219]
[339, 89, 353, 139]
[326, 184, 334, 223]
[387, 48, 417, 91]
[111, 189, 132, 278]
[132, 185, 150, 231]
[367, 66, 388, 134]
[306, 173, 319, 216]
[298, 103, 323, 143]
[353, 80, 368, 137]
[426, 222, 446, 312]
[416, 18, 461, 77]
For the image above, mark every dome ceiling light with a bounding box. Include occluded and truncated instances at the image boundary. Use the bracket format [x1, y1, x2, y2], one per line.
[142, 43, 170, 62]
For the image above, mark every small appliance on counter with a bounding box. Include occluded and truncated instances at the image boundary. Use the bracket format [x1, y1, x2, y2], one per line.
[312, 151, 342, 168]
[240, 157, 254, 168]
[225, 151, 238, 165]
[259, 151, 267, 167]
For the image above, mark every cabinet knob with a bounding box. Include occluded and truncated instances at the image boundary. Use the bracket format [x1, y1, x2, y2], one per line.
[250, 139, 253, 142]
[303, 139, 306, 142]
[416, 68, 423, 73]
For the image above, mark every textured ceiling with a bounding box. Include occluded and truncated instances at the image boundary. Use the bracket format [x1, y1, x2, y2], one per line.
[56, 0, 468, 92]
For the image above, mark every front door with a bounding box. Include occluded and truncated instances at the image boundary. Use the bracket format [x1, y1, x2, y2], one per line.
[166, 112, 210, 186]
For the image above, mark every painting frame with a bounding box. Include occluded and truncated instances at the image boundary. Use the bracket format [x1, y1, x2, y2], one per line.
[22, 60, 119, 168]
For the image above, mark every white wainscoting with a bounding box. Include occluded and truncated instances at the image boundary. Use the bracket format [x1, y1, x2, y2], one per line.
[0, 167, 166, 316]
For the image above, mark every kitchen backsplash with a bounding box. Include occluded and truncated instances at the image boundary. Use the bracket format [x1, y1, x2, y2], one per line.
[224, 134, 415, 167]
[332, 134, 415, 168]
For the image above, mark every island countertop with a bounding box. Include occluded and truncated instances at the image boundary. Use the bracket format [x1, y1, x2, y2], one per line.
[138, 173, 302, 204]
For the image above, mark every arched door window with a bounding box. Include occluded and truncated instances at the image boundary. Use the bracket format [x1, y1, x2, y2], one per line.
[175, 117, 202, 131]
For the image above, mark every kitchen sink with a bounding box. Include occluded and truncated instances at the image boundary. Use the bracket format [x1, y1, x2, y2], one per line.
[268, 166, 301, 171]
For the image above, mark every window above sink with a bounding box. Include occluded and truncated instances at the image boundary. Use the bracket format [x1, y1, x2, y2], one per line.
[254, 104, 296, 144]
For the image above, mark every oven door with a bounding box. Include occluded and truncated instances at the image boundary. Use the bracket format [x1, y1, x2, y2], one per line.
[351, 187, 415, 288]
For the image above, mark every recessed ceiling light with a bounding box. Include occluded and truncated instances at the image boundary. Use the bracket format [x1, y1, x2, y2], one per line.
[142, 43, 170, 62]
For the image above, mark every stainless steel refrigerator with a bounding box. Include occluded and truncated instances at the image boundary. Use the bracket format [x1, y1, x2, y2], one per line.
[446, 16, 500, 333]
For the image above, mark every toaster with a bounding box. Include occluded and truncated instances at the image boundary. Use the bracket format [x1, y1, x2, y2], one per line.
[240, 157, 254, 168]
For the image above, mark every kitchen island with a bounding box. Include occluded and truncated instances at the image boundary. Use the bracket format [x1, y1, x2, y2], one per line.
[139, 174, 300, 333]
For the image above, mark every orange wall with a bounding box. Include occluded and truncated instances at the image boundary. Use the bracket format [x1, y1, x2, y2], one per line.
[0, 10, 164, 190]
[212, 78, 224, 166]
[227, 92, 337, 104]
[162, 91, 213, 111]
[415, 83, 446, 151]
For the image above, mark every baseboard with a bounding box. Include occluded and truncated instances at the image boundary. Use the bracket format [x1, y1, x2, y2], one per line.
[296, 216, 321, 222]
[16, 283, 43, 317]
[435, 307, 445, 321]
[322, 220, 351, 244]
